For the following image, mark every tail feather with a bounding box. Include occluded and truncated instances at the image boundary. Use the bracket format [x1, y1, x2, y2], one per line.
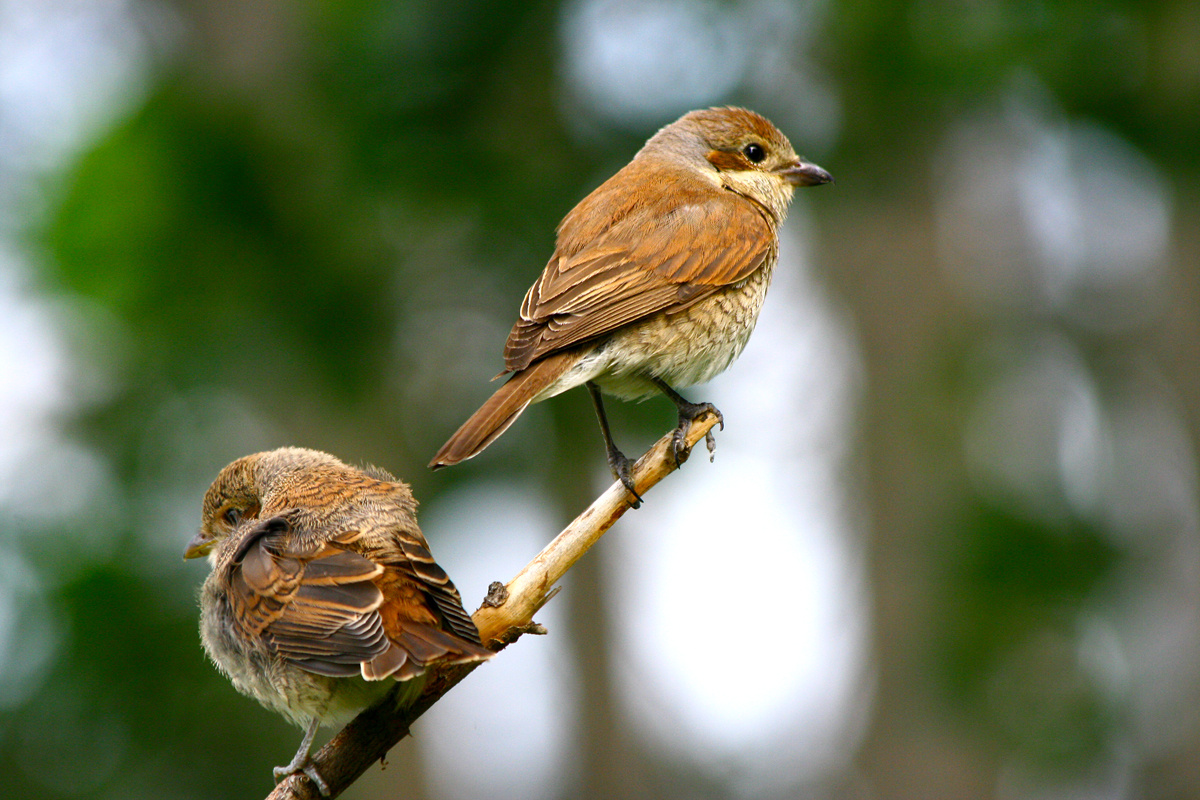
[430, 351, 580, 468]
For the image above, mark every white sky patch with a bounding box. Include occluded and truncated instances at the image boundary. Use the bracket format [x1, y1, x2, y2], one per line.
[0, 249, 114, 531]
[560, 0, 750, 127]
[559, 0, 840, 150]
[0, 254, 69, 480]
[0, 0, 169, 177]
[934, 81, 1171, 331]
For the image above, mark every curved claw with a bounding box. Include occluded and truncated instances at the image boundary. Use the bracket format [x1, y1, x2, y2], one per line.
[610, 451, 643, 509]
[673, 405, 722, 466]
[273, 763, 331, 797]
[302, 765, 332, 796]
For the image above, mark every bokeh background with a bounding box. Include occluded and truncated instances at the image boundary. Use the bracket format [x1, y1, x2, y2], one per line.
[1, 1, 1198, 798]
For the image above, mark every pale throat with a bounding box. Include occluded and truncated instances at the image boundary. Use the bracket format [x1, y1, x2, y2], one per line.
[721, 170, 793, 221]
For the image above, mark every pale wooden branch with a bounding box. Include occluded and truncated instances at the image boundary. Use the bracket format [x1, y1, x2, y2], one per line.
[266, 411, 721, 800]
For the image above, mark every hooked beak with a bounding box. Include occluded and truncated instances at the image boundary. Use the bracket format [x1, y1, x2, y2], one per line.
[775, 158, 833, 187]
[184, 530, 215, 560]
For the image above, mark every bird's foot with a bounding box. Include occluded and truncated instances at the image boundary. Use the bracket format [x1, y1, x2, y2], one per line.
[275, 719, 330, 795]
[670, 401, 724, 466]
[651, 379, 723, 466]
[606, 446, 642, 509]
[274, 759, 331, 796]
[670, 425, 691, 467]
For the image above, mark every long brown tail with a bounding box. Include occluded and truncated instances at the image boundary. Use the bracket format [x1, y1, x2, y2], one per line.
[430, 351, 580, 469]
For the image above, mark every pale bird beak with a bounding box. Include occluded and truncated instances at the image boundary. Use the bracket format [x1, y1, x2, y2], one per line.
[184, 530, 215, 560]
[775, 159, 833, 187]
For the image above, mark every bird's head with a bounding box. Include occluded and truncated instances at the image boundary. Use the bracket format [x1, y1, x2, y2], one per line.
[185, 448, 403, 562]
[185, 452, 266, 562]
[648, 106, 832, 220]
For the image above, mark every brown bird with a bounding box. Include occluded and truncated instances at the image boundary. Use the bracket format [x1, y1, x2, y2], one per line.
[430, 107, 831, 502]
[184, 447, 492, 795]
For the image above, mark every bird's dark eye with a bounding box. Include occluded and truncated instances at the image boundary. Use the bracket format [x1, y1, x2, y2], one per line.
[743, 142, 766, 163]
[223, 507, 243, 527]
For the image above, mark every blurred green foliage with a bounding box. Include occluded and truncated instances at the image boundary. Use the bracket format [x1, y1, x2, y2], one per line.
[3, 0, 1198, 798]
[936, 501, 1120, 766]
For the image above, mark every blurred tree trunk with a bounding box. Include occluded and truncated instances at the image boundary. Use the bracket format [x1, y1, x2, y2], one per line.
[827, 195, 997, 798]
[1150, 197, 1200, 799]
[566, 549, 658, 799]
[549, 399, 658, 800]
[1160, 197, 1200, 463]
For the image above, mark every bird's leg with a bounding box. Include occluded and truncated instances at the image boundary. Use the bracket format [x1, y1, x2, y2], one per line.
[587, 381, 642, 508]
[651, 378, 724, 465]
[274, 717, 331, 796]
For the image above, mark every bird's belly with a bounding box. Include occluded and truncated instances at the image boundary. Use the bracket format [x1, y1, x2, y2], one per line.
[593, 266, 772, 399]
[199, 584, 394, 727]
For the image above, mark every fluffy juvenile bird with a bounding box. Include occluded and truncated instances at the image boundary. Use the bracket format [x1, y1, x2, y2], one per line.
[430, 106, 831, 502]
[185, 447, 492, 794]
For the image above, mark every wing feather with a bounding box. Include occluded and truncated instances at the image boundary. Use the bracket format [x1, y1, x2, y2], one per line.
[503, 180, 773, 372]
[223, 517, 391, 672]
[222, 509, 491, 683]
[385, 527, 487, 647]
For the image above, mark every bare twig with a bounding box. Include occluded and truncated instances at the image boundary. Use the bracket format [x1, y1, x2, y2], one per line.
[266, 411, 722, 799]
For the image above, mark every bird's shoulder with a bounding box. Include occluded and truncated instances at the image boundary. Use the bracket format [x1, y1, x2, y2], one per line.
[547, 157, 774, 291]
[555, 158, 741, 253]
[502, 162, 776, 370]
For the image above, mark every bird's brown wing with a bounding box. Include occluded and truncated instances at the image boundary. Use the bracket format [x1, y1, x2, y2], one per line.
[504, 187, 774, 372]
[386, 526, 486, 647]
[227, 516, 491, 681]
[224, 516, 391, 678]
[351, 519, 493, 679]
